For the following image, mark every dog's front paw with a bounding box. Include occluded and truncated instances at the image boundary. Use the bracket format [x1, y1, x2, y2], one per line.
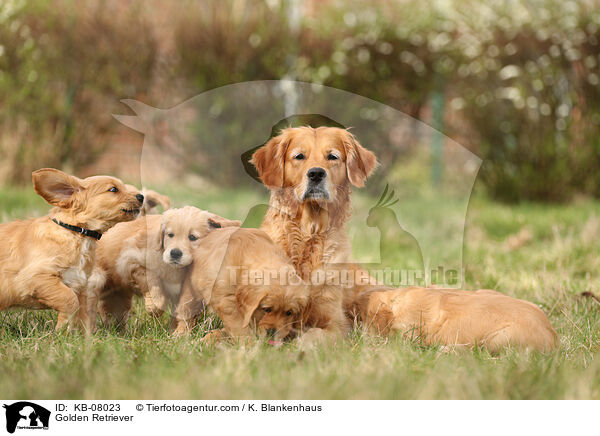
[144, 292, 167, 316]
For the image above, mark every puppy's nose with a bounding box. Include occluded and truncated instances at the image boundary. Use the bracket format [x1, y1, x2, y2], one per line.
[266, 328, 276, 337]
[136, 193, 144, 204]
[170, 248, 183, 260]
[307, 167, 326, 183]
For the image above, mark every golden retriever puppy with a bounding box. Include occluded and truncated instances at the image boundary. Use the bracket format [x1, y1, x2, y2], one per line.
[0, 168, 143, 332]
[356, 287, 558, 352]
[177, 227, 309, 341]
[251, 126, 379, 337]
[92, 206, 241, 330]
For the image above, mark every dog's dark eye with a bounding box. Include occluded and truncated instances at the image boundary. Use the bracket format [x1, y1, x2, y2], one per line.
[327, 154, 339, 161]
[108, 187, 119, 193]
[189, 234, 198, 241]
[294, 153, 305, 160]
[168, 233, 174, 238]
[286, 310, 293, 316]
[264, 307, 272, 313]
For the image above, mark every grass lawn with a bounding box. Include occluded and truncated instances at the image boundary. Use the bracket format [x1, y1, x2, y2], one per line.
[1, 184, 599, 399]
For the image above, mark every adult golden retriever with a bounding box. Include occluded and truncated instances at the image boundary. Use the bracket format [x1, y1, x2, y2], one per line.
[251, 126, 378, 338]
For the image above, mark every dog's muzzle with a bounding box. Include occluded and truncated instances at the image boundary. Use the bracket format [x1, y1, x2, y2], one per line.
[303, 167, 329, 200]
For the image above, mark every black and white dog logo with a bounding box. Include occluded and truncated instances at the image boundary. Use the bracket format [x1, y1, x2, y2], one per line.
[3, 402, 50, 433]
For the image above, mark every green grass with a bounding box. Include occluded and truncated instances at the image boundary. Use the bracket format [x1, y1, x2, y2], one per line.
[1, 185, 599, 399]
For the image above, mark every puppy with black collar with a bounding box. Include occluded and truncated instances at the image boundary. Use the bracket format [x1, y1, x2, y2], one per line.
[0, 168, 143, 332]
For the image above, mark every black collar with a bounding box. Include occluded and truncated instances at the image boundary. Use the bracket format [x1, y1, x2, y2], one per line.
[51, 218, 102, 240]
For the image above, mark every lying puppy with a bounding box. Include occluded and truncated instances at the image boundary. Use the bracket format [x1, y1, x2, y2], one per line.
[356, 287, 558, 352]
[177, 227, 310, 340]
[0, 168, 143, 332]
[93, 206, 240, 330]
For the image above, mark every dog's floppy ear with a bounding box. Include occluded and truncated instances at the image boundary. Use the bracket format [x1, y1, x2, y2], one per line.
[250, 133, 291, 189]
[155, 220, 166, 251]
[32, 168, 84, 208]
[142, 189, 171, 212]
[236, 286, 267, 329]
[207, 214, 242, 230]
[342, 131, 378, 188]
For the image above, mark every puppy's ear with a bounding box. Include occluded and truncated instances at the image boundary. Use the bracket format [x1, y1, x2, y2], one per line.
[207, 215, 242, 230]
[155, 221, 166, 251]
[250, 133, 290, 189]
[146, 198, 158, 209]
[342, 131, 378, 188]
[236, 287, 267, 328]
[32, 168, 84, 208]
[143, 189, 171, 212]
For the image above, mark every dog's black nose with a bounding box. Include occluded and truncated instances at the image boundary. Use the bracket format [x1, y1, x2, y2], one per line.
[170, 248, 183, 260]
[307, 167, 326, 183]
[136, 193, 144, 204]
[266, 328, 276, 337]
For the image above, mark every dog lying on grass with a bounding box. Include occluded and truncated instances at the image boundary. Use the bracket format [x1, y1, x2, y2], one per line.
[356, 287, 558, 352]
[177, 227, 310, 341]
[0, 168, 143, 332]
[91, 206, 240, 331]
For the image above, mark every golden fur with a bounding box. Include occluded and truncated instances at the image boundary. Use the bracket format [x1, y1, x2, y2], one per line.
[251, 127, 378, 336]
[92, 206, 240, 331]
[356, 287, 558, 351]
[0, 168, 142, 331]
[179, 227, 310, 340]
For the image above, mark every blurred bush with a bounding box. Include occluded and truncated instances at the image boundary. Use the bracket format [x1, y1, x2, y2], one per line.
[1, 0, 600, 202]
[168, 1, 294, 186]
[298, 2, 457, 120]
[451, 0, 600, 202]
[0, 0, 156, 183]
[173, 1, 293, 91]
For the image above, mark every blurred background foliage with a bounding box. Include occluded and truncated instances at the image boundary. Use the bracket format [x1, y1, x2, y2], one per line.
[1, 0, 599, 202]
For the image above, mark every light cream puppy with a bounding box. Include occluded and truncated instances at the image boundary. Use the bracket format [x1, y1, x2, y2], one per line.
[0, 168, 142, 332]
[92, 206, 240, 330]
[356, 287, 558, 352]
